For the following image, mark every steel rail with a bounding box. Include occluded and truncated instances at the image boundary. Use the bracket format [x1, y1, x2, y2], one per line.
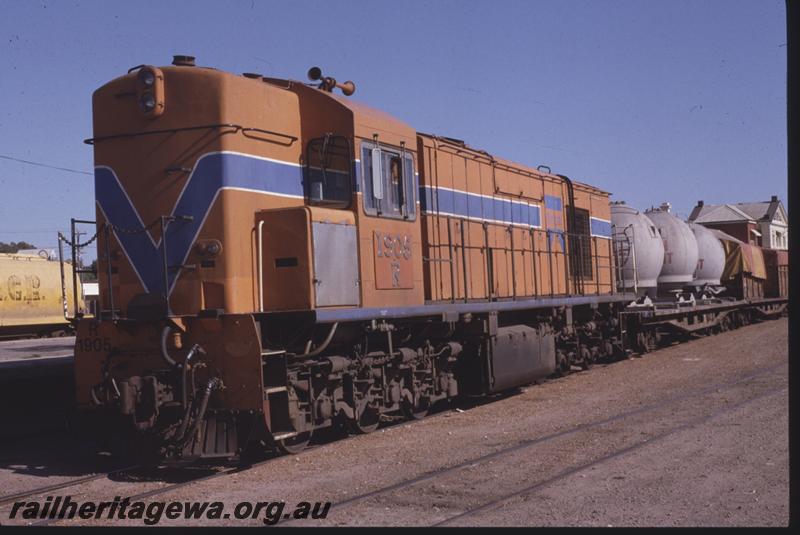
[279, 359, 787, 525]
[434, 384, 787, 526]
[6, 324, 785, 526]
[0, 464, 140, 507]
[23, 365, 786, 527]
[29, 445, 320, 527]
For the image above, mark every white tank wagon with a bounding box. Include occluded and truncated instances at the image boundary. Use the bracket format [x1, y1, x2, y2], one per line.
[689, 222, 726, 287]
[645, 203, 699, 292]
[610, 201, 664, 296]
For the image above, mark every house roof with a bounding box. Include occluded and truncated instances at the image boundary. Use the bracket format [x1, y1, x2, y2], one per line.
[735, 202, 774, 220]
[689, 203, 754, 224]
[688, 197, 786, 225]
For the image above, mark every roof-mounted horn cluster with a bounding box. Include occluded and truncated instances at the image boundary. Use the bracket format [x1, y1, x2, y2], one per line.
[307, 66, 355, 96]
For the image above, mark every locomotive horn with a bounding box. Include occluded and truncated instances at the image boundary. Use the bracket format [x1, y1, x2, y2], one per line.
[307, 66, 323, 81]
[338, 80, 356, 96]
[307, 66, 356, 96]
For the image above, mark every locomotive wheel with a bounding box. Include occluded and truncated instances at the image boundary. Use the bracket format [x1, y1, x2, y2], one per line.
[402, 396, 430, 420]
[276, 431, 312, 455]
[352, 403, 380, 434]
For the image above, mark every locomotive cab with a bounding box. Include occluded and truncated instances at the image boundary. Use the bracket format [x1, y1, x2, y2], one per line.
[254, 80, 424, 312]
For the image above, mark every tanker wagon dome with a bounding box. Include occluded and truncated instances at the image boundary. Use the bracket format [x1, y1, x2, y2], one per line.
[645, 203, 699, 292]
[689, 222, 726, 287]
[610, 201, 664, 297]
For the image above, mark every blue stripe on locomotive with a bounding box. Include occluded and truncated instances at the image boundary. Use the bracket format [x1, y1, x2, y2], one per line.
[418, 185, 541, 228]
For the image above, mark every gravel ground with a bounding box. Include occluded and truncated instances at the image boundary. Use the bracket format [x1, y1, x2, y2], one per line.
[0, 317, 788, 527]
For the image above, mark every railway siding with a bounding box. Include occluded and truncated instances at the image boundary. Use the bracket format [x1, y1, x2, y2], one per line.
[0, 318, 783, 527]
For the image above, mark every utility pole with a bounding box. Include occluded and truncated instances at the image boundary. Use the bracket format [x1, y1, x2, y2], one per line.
[74, 229, 85, 276]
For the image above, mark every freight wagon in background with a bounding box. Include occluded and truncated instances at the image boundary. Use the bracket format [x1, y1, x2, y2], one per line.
[0, 252, 84, 338]
[762, 249, 789, 299]
[708, 229, 768, 300]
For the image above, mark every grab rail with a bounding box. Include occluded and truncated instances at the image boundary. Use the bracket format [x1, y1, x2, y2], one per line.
[84, 123, 298, 146]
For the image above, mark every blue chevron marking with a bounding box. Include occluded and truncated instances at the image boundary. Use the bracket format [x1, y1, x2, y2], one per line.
[95, 151, 303, 295]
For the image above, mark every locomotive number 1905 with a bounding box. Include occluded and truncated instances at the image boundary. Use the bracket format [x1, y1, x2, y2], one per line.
[374, 232, 414, 289]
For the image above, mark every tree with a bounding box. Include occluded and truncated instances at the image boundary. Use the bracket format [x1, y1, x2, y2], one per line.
[0, 241, 37, 253]
[82, 259, 99, 282]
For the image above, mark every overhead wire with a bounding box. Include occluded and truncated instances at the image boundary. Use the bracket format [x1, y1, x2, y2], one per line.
[0, 155, 94, 249]
[0, 154, 92, 176]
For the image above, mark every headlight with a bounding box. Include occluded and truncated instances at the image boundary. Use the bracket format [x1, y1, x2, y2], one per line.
[138, 69, 155, 86]
[139, 93, 156, 112]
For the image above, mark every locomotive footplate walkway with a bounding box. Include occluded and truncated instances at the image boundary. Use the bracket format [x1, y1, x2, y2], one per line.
[266, 293, 640, 325]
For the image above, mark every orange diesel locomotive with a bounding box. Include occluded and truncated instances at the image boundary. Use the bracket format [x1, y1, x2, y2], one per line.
[71, 56, 632, 460]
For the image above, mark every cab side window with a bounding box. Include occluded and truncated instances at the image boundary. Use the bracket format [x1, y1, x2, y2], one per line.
[305, 135, 353, 209]
[361, 142, 416, 220]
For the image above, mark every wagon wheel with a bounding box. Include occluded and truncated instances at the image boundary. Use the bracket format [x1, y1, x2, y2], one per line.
[351, 400, 380, 434]
[553, 350, 570, 375]
[276, 430, 313, 455]
[635, 332, 649, 355]
[636, 332, 647, 355]
[579, 346, 593, 370]
[403, 394, 430, 421]
[637, 331, 658, 354]
[648, 331, 661, 350]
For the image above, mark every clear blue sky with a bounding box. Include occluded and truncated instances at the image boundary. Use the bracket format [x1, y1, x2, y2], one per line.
[0, 0, 786, 259]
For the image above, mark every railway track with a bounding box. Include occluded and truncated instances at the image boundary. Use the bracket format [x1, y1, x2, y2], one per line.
[2, 353, 785, 526]
[279, 361, 786, 526]
[0, 465, 139, 507]
[434, 385, 786, 526]
[29, 462, 262, 527]
[17, 445, 325, 526]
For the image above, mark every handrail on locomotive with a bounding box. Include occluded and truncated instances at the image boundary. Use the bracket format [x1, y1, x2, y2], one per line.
[58, 212, 197, 322]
